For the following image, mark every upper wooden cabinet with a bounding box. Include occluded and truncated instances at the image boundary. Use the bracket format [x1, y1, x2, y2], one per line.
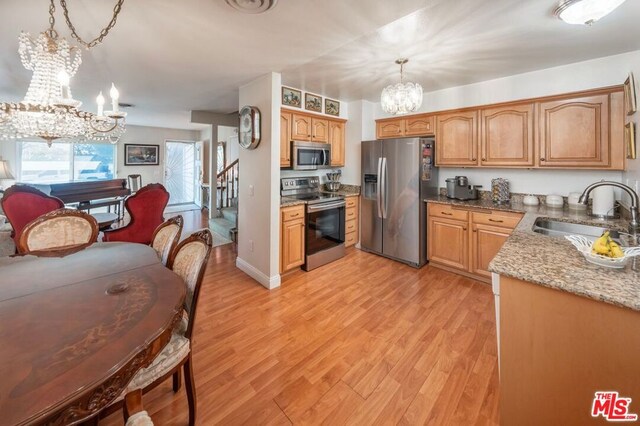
[537, 94, 610, 168]
[405, 115, 434, 136]
[311, 118, 329, 143]
[280, 111, 292, 167]
[281, 109, 346, 168]
[292, 113, 312, 141]
[480, 103, 534, 167]
[375, 114, 434, 139]
[329, 120, 345, 167]
[436, 111, 479, 166]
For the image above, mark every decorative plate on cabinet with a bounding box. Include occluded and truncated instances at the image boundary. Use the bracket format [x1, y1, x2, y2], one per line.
[239, 105, 261, 150]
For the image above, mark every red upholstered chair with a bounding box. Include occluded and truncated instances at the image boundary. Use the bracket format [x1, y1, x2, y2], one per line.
[103, 183, 170, 244]
[0, 185, 64, 244]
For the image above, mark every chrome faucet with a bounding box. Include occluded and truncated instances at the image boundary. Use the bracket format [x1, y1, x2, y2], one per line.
[578, 181, 640, 232]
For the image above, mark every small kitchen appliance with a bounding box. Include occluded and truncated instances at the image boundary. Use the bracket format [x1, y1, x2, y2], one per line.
[446, 176, 481, 201]
[290, 141, 331, 170]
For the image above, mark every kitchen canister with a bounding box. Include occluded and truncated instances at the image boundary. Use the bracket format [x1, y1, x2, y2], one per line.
[491, 178, 510, 204]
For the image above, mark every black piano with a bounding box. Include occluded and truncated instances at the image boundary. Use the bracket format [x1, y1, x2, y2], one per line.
[31, 179, 131, 218]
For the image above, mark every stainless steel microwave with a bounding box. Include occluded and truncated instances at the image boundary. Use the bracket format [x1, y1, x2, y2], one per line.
[291, 141, 331, 170]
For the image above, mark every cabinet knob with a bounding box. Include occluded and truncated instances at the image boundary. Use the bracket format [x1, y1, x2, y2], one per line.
[540, 158, 545, 161]
[482, 158, 486, 161]
[463, 227, 467, 231]
[472, 158, 477, 161]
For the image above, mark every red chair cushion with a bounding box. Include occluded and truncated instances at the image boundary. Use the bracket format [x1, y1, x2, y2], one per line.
[103, 184, 169, 245]
[1, 189, 64, 243]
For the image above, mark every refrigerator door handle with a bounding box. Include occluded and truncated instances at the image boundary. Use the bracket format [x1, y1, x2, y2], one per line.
[376, 157, 383, 218]
[381, 157, 388, 219]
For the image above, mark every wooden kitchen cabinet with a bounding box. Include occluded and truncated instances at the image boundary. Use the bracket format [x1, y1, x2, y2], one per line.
[345, 196, 359, 247]
[328, 120, 345, 166]
[480, 103, 534, 167]
[405, 115, 434, 136]
[292, 113, 312, 141]
[280, 205, 305, 274]
[280, 111, 292, 167]
[427, 203, 523, 282]
[375, 114, 435, 139]
[537, 93, 610, 168]
[311, 118, 329, 143]
[436, 111, 479, 166]
[376, 118, 404, 139]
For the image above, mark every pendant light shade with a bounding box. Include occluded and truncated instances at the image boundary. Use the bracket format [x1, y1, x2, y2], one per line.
[554, 0, 627, 25]
[381, 59, 423, 115]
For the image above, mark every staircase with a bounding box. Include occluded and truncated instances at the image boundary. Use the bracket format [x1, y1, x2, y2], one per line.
[209, 205, 237, 241]
[209, 160, 239, 242]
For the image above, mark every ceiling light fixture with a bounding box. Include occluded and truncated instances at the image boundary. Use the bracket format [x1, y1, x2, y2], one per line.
[225, 0, 278, 14]
[381, 58, 423, 116]
[554, 0, 627, 25]
[0, 0, 127, 146]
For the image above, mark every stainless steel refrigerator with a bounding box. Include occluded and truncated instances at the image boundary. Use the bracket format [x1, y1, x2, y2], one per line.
[361, 137, 438, 267]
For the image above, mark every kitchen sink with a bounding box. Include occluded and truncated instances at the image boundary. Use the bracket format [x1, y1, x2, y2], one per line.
[532, 218, 639, 247]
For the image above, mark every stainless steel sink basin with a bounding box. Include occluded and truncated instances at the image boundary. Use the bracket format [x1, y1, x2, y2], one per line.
[532, 218, 638, 247]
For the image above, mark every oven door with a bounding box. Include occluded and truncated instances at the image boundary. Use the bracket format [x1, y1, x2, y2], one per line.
[292, 142, 331, 170]
[306, 201, 345, 254]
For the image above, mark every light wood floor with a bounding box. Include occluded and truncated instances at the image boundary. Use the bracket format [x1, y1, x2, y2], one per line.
[102, 210, 500, 425]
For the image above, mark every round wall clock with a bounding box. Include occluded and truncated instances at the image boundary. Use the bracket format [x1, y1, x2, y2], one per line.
[239, 105, 261, 150]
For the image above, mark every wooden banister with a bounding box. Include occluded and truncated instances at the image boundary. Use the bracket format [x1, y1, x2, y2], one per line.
[217, 159, 239, 180]
[216, 159, 239, 212]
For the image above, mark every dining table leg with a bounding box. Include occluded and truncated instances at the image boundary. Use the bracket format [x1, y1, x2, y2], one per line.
[124, 388, 144, 422]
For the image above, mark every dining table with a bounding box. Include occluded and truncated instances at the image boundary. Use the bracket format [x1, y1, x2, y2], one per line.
[0, 242, 186, 425]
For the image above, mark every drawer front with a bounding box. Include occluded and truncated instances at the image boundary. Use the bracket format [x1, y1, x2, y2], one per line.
[471, 211, 522, 229]
[345, 218, 357, 234]
[428, 204, 469, 222]
[345, 231, 357, 246]
[346, 207, 357, 221]
[345, 197, 358, 208]
[282, 206, 305, 222]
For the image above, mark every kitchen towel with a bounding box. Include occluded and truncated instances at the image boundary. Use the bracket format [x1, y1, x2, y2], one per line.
[592, 185, 614, 216]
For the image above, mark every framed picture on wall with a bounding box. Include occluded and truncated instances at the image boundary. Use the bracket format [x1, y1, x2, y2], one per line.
[624, 72, 637, 116]
[282, 86, 302, 108]
[325, 98, 340, 116]
[124, 144, 160, 166]
[626, 122, 636, 160]
[305, 93, 322, 112]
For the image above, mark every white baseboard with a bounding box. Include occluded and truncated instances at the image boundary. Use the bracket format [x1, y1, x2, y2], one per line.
[235, 257, 281, 290]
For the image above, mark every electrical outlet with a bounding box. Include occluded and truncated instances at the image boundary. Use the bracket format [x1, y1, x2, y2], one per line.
[249, 239, 254, 252]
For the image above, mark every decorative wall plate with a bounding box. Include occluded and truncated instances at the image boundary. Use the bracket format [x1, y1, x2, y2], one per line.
[239, 105, 261, 150]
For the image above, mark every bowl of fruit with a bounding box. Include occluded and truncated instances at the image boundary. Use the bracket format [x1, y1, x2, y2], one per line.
[565, 231, 640, 268]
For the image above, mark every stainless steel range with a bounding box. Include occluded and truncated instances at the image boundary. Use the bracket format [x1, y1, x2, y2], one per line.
[281, 176, 346, 271]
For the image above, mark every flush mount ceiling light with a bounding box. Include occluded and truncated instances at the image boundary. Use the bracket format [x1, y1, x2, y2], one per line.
[225, 0, 278, 14]
[554, 0, 627, 25]
[380, 59, 423, 116]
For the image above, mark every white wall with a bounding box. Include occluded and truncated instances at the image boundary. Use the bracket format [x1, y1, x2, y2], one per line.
[236, 72, 281, 289]
[218, 125, 239, 166]
[363, 49, 640, 198]
[622, 54, 640, 207]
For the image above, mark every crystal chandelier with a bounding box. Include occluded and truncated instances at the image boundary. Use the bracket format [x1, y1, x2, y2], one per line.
[554, 0, 627, 25]
[381, 59, 423, 115]
[0, 0, 126, 147]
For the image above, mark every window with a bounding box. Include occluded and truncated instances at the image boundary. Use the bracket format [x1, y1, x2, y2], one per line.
[217, 142, 225, 174]
[18, 141, 116, 183]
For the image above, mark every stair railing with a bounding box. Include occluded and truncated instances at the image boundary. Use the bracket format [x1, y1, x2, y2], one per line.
[216, 159, 239, 212]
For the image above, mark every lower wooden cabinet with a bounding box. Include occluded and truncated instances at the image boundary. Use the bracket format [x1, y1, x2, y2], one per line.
[280, 205, 305, 274]
[345, 196, 359, 247]
[427, 203, 523, 282]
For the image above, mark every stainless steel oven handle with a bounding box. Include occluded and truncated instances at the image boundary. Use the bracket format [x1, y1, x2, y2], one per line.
[306, 200, 346, 212]
[377, 157, 383, 219]
[321, 149, 326, 166]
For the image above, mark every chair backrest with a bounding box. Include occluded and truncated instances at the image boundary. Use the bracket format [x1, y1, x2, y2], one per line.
[128, 174, 142, 193]
[150, 215, 183, 266]
[167, 229, 212, 339]
[103, 183, 170, 244]
[1, 185, 64, 243]
[17, 208, 99, 256]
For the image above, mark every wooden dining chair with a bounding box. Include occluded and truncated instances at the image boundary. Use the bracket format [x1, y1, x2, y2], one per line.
[150, 215, 183, 266]
[17, 209, 99, 256]
[112, 229, 212, 426]
[126, 411, 154, 426]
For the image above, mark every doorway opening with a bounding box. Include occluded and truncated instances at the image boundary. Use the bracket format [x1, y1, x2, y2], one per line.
[164, 140, 200, 209]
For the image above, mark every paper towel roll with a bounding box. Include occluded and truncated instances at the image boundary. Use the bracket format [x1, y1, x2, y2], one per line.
[592, 186, 614, 216]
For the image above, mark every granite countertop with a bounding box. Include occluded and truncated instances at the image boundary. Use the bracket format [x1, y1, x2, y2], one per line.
[280, 197, 307, 207]
[425, 196, 640, 312]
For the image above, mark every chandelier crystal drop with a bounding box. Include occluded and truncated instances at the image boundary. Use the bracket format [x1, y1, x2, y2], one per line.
[380, 58, 423, 116]
[0, 0, 126, 146]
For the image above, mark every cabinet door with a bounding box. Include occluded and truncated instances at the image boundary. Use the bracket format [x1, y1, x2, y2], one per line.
[427, 216, 468, 270]
[292, 114, 312, 141]
[435, 111, 479, 166]
[311, 118, 329, 143]
[281, 219, 305, 273]
[471, 223, 511, 279]
[405, 115, 434, 136]
[481, 104, 534, 166]
[280, 111, 292, 167]
[376, 119, 405, 139]
[537, 94, 609, 167]
[329, 120, 345, 166]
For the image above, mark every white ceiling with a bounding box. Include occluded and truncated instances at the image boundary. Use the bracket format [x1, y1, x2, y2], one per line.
[1, 0, 639, 129]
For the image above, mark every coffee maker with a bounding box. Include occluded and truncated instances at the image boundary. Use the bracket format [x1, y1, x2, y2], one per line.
[446, 176, 481, 201]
